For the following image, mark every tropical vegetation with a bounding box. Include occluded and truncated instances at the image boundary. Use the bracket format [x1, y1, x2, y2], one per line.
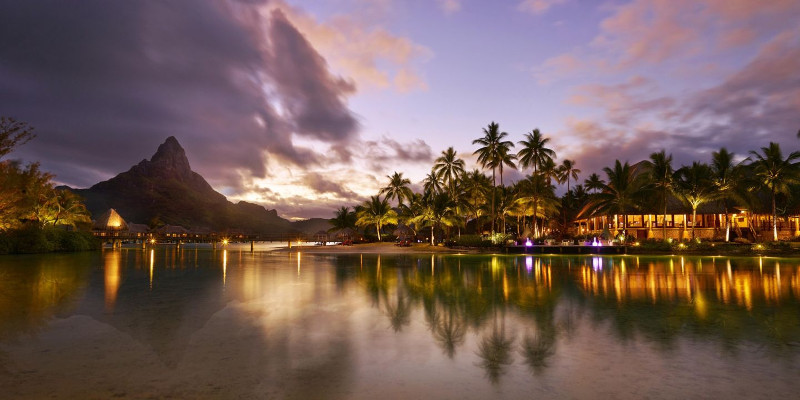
[0, 117, 96, 254]
[329, 119, 800, 246]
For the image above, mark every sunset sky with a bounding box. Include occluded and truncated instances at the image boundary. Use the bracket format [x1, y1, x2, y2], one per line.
[2, 0, 799, 220]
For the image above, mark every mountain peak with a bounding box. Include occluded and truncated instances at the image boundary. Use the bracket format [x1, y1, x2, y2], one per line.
[150, 136, 191, 175]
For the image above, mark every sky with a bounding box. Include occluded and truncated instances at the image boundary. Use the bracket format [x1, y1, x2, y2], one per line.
[1, 0, 799, 220]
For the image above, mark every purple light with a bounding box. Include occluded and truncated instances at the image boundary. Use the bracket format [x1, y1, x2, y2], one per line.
[526, 256, 533, 271]
[592, 238, 602, 247]
[525, 239, 533, 247]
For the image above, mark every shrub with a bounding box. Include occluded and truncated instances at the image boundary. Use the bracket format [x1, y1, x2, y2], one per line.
[0, 226, 100, 254]
[450, 234, 494, 248]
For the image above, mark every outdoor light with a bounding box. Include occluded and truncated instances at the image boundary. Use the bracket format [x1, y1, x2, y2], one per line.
[222, 238, 229, 245]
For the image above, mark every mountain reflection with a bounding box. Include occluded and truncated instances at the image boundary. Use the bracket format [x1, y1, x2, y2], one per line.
[349, 254, 800, 381]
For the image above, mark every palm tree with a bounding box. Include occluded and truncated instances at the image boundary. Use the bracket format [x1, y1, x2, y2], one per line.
[45, 189, 91, 227]
[463, 169, 491, 233]
[329, 206, 356, 232]
[711, 148, 743, 242]
[674, 162, 716, 240]
[379, 172, 413, 207]
[540, 158, 559, 186]
[645, 150, 674, 241]
[410, 192, 458, 245]
[557, 159, 580, 192]
[584, 160, 647, 241]
[473, 122, 514, 232]
[423, 170, 444, 195]
[748, 142, 800, 241]
[516, 174, 558, 238]
[583, 173, 605, 194]
[433, 147, 465, 197]
[355, 196, 398, 241]
[494, 145, 517, 188]
[517, 128, 556, 177]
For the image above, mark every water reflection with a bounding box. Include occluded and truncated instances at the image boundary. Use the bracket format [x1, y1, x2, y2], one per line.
[1, 251, 799, 396]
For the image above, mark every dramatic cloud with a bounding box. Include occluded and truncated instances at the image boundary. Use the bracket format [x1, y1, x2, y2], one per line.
[0, 0, 431, 218]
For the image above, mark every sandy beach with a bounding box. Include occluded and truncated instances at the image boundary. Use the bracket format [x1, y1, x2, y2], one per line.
[276, 242, 479, 254]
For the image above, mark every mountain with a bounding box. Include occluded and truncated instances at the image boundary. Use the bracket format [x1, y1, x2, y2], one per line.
[74, 137, 292, 233]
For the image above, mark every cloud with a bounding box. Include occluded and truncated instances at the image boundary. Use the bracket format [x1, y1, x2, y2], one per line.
[0, 0, 431, 219]
[530, 0, 800, 180]
[270, 1, 432, 93]
[517, 0, 567, 15]
[437, 0, 462, 15]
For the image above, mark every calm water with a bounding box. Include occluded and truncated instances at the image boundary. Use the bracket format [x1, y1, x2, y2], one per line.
[1, 249, 799, 399]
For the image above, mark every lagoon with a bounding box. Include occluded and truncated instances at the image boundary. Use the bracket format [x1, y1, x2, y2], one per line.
[1, 249, 799, 399]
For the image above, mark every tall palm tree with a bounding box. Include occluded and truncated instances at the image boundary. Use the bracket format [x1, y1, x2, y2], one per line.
[711, 148, 742, 242]
[463, 169, 491, 233]
[583, 173, 605, 194]
[355, 196, 398, 241]
[584, 160, 647, 241]
[494, 145, 517, 188]
[473, 122, 514, 232]
[423, 170, 444, 195]
[645, 150, 674, 241]
[379, 172, 413, 207]
[433, 147, 466, 197]
[517, 128, 556, 177]
[748, 142, 800, 241]
[674, 162, 716, 240]
[557, 159, 580, 192]
[540, 158, 559, 186]
[516, 174, 558, 237]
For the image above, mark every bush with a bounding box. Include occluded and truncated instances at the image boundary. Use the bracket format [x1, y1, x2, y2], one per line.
[0, 226, 100, 254]
[637, 239, 672, 252]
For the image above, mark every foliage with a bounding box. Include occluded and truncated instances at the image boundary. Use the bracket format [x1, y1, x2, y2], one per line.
[0, 225, 100, 254]
[447, 234, 494, 248]
[355, 195, 398, 241]
[0, 116, 36, 159]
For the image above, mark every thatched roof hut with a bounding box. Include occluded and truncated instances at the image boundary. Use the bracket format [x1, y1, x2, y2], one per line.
[393, 224, 416, 240]
[331, 227, 357, 240]
[92, 208, 128, 231]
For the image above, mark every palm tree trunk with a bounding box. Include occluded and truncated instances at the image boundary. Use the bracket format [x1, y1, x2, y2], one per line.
[430, 225, 435, 245]
[491, 169, 496, 233]
[723, 205, 730, 242]
[691, 207, 697, 240]
[377, 222, 382, 241]
[662, 187, 667, 241]
[772, 187, 778, 241]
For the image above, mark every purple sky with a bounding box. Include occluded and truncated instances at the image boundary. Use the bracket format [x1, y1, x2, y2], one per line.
[1, 0, 799, 220]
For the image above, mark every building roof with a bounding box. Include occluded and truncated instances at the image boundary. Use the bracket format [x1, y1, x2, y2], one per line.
[92, 208, 128, 231]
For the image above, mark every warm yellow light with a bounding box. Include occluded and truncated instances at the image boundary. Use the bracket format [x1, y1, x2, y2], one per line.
[149, 238, 156, 244]
[677, 243, 686, 249]
[222, 238, 230, 245]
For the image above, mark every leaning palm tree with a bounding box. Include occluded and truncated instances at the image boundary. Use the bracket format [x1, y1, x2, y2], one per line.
[379, 172, 413, 207]
[584, 160, 647, 241]
[674, 162, 716, 240]
[355, 196, 398, 241]
[645, 150, 674, 241]
[517, 128, 556, 177]
[473, 122, 514, 232]
[433, 147, 466, 197]
[711, 148, 743, 242]
[749, 142, 800, 241]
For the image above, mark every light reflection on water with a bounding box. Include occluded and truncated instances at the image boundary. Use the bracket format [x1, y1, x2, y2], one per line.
[1, 249, 799, 398]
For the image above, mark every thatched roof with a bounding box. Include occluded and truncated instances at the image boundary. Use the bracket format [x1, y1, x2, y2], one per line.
[330, 227, 357, 239]
[92, 208, 128, 231]
[128, 223, 149, 234]
[158, 225, 188, 234]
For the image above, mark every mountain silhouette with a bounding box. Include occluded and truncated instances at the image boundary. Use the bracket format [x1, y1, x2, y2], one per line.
[74, 137, 292, 233]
